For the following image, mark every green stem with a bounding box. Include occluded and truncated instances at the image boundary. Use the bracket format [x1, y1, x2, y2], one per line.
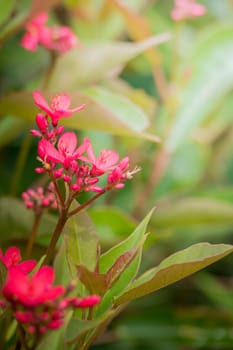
[68, 190, 107, 218]
[10, 134, 32, 195]
[44, 208, 69, 265]
[42, 51, 58, 90]
[16, 323, 30, 350]
[25, 212, 42, 259]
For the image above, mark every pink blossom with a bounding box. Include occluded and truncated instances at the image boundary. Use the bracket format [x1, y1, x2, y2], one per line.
[21, 12, 78, 54]
[171, 0, 206, 21]
[41, 26, 78, 53]
[0, 247, 36, 273]
[2, 266, 64, 307]
[22, 184, 57, 211]
[83, 141, 119, 175]
[71, 295, 101, 308]
[33, 90, 86, 126]
[38, 132, 89, 168]
[21, 13, 49, 51]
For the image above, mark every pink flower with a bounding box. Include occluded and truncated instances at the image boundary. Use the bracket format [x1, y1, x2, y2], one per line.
[2, 266, 64, 307]
[38, 132, 89, 168]
[33, 90, 86, 126]
[171, 0, 206, 21]
[83, 141, 119, 175]
[70, 295, 101, 308]
[22, 184, 57, 211]
[41, 26, 78, 53]
[21, 13, 49, 51]
[0, 247, 36, 273]
[21, 12, 78, 54]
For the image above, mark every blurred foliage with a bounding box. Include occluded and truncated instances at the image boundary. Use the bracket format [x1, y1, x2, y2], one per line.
[0, 0, 232, 349]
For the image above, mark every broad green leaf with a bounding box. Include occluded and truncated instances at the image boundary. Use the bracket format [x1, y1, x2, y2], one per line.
[195, 272, 233, 310]
[64, 203, 99, 278]
[166, 25, 233, 152]
[66, 318, 100, 344]
[0, 116, 27, 148]
[115, 243, 233, 305]
[54, 242, 72, 286]
[89, 206, 136, 246]
[36, 327, 66, 350]
[99, 208, 154, 273]
[0, 91, 159, 141]
[77, 249, 138, 295]
[84, 87, 149, 133]
[0, 197, 56, 241]
[152, 198, 233, 228]
[96, 252, 143, 317]
[0, 261, 7, 288]
[0, 0, 16, 27]
[96, 210, 153, 316]
[48, 34, 171, 90]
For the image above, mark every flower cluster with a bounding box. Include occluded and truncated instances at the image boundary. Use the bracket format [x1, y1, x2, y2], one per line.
[31, 91, 137, 197]
[171, 0, 206, 21]
[0, 247, 100, 335]
[22, 184, 57, 212]
[21, 12, 78, 53]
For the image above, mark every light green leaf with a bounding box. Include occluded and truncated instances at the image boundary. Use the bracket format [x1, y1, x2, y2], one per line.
[84, 87, 148, 133]
[115, 243, 233, 305]
[48, 34, 171, 90]
[64, 203, 100, 278]
[99, 208, 154, 273]
[0, 0, 16, 27]
[0, 90, 159, 141]
[153, 198, 233, 228]
[166, 25, 233, 152]
[0, 116, 27, 148]
[0, 197, 56, 241]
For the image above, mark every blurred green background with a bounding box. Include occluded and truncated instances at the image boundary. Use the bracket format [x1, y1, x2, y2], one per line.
[0, 0, 232, 349]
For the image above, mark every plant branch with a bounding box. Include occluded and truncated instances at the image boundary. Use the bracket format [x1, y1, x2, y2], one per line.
[44, 208, 69, 264]
[68, 190, 107, 218]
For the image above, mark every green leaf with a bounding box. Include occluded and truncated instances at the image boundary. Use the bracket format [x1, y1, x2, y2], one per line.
[0, 197, 56, 242]
[84, 87, 149, 133]
[152, 198, 233, 228]
[77, 249, 138, 295]
[166, 25, 233, 152]
[0, 0, 16, 27]
[95, 209, 153, 316]
[54, 242, 72, 286]
[64, 203, 100, 278]
[0, 116, 27, 148]
[48, 34, 171, 90]
[115, 243, 233, 305]
[0, 261, 7, 289]
[77, 264, 106, 295]
[99, 208, 154, 273]
[89, 206, 136, 246]
[66, 318, 100, 344]
[0, 90, 159, 142]
[36, 328, 66, 350]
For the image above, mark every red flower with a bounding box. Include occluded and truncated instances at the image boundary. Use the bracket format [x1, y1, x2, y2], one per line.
[2, 266, 64, 307]
[33, 90, 86, 126]
[0, 247, 36, 273]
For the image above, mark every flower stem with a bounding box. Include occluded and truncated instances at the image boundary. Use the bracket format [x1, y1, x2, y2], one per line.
[10, 134, 32, 195]
[25, 212, 42, 259]
[68, 190, 107, 217]
[44, 208, 69, 264]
